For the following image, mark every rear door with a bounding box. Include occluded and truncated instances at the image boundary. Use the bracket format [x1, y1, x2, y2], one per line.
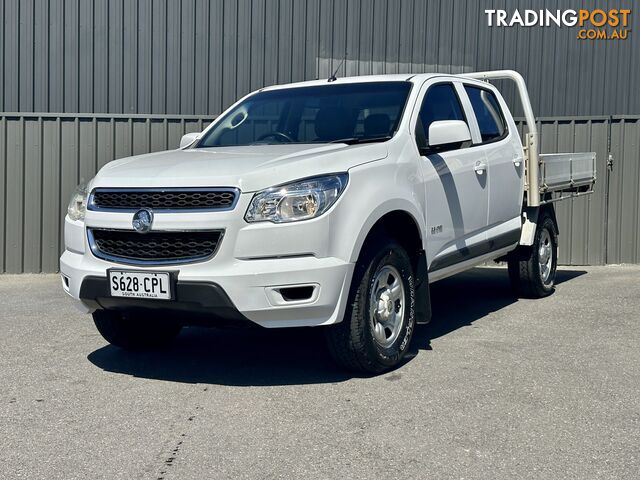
[462, 83, 523, 235]
[412, 80, 489, 271]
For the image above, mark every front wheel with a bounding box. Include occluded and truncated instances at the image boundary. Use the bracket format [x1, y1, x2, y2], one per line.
[508, 213, 558, 298]
[325, 238, 416, 373]
[92, 310, 182, 350]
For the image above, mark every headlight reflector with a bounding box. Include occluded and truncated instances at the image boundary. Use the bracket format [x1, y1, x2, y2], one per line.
[245, 174, 348, 223]
[67, 183, 88, 221]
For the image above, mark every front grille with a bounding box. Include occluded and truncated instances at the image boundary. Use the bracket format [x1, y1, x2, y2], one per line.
[90, 188, 238, 211]
[89, 229, 223, 264]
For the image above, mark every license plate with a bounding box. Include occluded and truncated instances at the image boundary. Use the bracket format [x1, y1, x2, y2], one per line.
[108, 270, 172, 300]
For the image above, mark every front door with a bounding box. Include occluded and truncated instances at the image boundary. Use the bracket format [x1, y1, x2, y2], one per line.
[412, 80, 490, 271]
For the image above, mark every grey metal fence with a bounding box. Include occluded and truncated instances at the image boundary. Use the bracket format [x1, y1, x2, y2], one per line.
[515, 116, 640, 265]
[0, 113, 213, 273]
[0, 113, 639, 273]
[1, 0, 638, 117]
[608, 116, 640, 264]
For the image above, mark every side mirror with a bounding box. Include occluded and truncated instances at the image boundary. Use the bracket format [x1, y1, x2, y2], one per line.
[180, 132, 200, 149]
[428, 120, 471, 147]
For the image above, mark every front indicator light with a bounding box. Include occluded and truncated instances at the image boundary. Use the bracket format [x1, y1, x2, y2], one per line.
[67, 183, 88, 221]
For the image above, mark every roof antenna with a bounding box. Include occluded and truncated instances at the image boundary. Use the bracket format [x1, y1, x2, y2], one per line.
[328, 52, 347, 82]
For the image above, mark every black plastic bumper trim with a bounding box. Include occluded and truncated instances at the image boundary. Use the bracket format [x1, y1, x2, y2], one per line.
[79, 276, 250, 325]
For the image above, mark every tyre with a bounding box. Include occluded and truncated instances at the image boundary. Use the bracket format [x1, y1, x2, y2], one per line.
[508, 213, 558, 298]
[92, 309, 182, 350]
[325, 238, 416, 373]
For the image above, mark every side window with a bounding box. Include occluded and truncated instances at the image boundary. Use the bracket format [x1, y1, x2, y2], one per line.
[464, 86, 507, 142]
[415, 83, 467, 151]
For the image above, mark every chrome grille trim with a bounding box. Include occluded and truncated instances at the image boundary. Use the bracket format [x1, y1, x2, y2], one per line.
[87, 187, 240, 212]
[87, 228, 225, 266]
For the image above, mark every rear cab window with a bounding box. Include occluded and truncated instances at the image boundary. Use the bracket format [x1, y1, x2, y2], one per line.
[464, 85, 507, 143]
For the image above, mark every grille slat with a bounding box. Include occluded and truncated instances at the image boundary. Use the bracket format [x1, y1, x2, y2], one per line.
[89, 229, 222, 264]
[90, 188, 238, 211]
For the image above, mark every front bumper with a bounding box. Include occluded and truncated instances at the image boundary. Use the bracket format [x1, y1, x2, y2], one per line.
[60, 247, 354, 329]
[61, 191, 355, 328]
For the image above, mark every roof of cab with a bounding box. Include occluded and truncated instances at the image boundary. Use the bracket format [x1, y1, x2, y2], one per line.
[260, 73, 451, 91]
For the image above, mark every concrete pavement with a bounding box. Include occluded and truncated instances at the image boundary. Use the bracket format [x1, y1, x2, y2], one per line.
[1, 266, 639, 479]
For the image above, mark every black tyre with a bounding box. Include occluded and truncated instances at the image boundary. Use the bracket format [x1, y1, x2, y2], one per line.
[325, 238, 416, 373]
[508, 213, 558, 298]
[92, 309, 182, 350]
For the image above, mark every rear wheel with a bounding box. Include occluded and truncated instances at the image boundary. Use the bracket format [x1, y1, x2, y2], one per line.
[325, 238, 416, 373]
[508, 213, 558, 298]
[92, 310, 182, 350]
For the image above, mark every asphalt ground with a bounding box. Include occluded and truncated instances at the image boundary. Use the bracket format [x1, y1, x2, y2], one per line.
[1, 265, 639, 479]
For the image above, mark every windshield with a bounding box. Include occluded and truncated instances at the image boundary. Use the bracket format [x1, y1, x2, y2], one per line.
[197, 81, 412, 147]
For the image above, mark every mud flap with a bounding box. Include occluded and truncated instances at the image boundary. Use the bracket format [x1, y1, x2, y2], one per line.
[414, 249, 432, 324]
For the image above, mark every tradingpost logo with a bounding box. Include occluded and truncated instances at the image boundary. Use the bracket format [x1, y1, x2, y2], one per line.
[485, 8, 632, 40]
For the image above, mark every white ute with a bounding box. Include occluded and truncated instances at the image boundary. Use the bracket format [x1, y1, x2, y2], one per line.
[61, 70, 596, 373]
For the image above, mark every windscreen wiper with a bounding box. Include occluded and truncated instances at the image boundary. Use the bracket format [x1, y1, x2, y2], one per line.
[329, 136, 392, 145]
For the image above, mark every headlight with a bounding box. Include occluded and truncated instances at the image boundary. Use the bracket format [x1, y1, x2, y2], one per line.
[245, 174, 348, 223]
[67, 183, 88, 221]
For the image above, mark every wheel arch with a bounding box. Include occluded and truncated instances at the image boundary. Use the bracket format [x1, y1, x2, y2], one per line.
[350, 207, 432, 324]
[347, 201, 426, 264]
[355, 210, 424, 262]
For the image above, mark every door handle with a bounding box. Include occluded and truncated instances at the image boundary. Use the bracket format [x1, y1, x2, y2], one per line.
[474, 161, 487, 175]
[513, 155, 523, 167]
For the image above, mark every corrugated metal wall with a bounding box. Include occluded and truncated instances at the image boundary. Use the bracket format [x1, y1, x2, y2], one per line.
[1, 0, 638, 117]
[1, 0, 639, 271]
[516, 117, 610, 266]
[0, 113, 212, 273]
[608, 117, 640, 264]
[515, 116, 640, 266]
[1, 113, 639, 273]
[527, 116, 640, 265]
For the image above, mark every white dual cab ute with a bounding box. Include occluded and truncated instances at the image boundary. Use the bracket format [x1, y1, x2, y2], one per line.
[61, 70, 596, 373]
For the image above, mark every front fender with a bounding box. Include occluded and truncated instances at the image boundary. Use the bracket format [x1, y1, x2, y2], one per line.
[345, 199, 426, 263]
[327, 160, 426, 263]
